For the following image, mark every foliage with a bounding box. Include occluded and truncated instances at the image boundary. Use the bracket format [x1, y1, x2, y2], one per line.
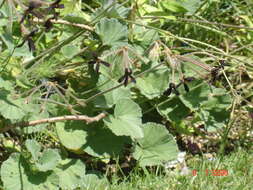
[133, 122, 179, 166]
[0, 0, 252, 189]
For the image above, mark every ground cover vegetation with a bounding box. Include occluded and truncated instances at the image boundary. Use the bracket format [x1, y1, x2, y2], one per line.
[0, 0, 252, 189]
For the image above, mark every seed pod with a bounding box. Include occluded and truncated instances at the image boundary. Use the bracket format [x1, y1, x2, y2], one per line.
[163, 87, 172, 96]
[44, 19, 53, 31]
[173, 88, 180, 96]
[183, 83, 189, 92]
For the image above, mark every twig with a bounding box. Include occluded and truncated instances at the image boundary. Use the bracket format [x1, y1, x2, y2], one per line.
[0, 113, 107, 133]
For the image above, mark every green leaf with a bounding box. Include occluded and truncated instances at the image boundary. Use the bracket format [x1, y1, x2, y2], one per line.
[61, 44, 80, 58]
[36, 149, 61, 172]
[135, 29, 160, 47]
[133, 123, 179, 166]
[198, 108, 230, 132]
[0, 94, 27, 122]
[160, 1, 188, 13]
[179, 0, 202, 14]
[25, 140, 60, 172]
[56, 121, 88, 151]
[95, 18, 128, 47]
[179, 83, 231, 131]
[23, 104, 50, 134]
[201, 88, 232, 110]
[100, 50, 124, 78]
[0, 1, 13, 33]
[54, 159, 86, 190]
[179, 80, 231, 111]
[82, 123, 130, 158]
[104, 98, 143, 139]
[82, 172, 108, 189]
[56, 121, 129, 158]
[61, 0, 90, 21]
[177, 80, 231, 131]
[63, 13, 90, 24]
[112, 4, 131, 18]
[136, 66, 169, 99]
[0, 77, 14, 91]
[94, 74, 131, 108]
[13, 44, 34, 57]
[25, 139, 41, 161]
[92, 3, 130, 23]
[0, 153, 59, 190]
[140, 4, 161, 14]
[156, 97, 191, 122]
[0, 32, 14, 51]
[179, 81, 211, 111]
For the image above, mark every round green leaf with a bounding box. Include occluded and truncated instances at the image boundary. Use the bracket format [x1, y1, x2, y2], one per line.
[61, 44, 79, 58]
[54, 159, 86, 190]
[135, 29, 160, 47]
[179, 0, 202, 14]
[136, 67, 169, 99]
[201, 88, 232, 109]
[0, 95, 26, 121]
[133, 123, 179, 166]
[82, 123, 130, 158]
[56, 121, 88, 151]
[56, 121, 129, 158]
[82, 172, 108, 189]
[198, 108, 230, 132]
[179, 81, 211, 111]
[23, 104, 50, 134]
[25, 139, 41, 161]
[94, 75, 131, 108]
[0, 77, 14, 91]
[156, 97, 191, 122]
[36, 149, 61, 172]
[60, 0, 90, 21]
[179, 83, 232, 132]
[104, 98, 143, 139]
[95, 18, 128, 47]
[0, 153, 59, 190]
[160, 1, 188, 13]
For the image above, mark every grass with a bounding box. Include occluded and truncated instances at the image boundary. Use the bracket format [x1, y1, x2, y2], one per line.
[91, 149, 253, 190]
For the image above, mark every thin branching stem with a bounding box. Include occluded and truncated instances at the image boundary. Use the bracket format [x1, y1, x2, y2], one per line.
[0, 113, 107, 133]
